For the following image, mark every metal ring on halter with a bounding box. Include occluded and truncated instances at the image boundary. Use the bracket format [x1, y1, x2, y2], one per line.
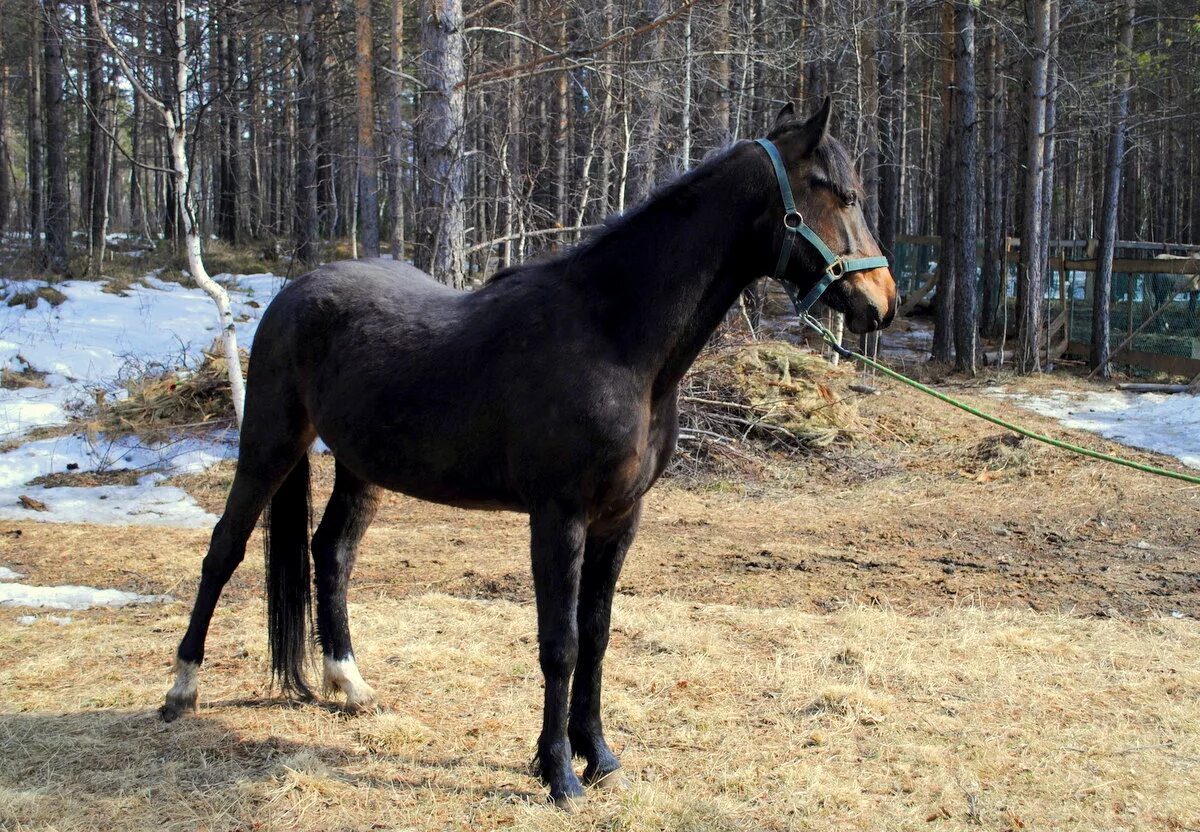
[783, 210, 804, 230]
[828, 258, 845, 278]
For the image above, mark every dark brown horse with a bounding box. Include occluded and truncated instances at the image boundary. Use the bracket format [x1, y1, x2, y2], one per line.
[160, 100, 897, 807]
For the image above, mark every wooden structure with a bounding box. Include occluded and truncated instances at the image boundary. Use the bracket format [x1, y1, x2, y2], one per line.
[894, 235, 1200, 377]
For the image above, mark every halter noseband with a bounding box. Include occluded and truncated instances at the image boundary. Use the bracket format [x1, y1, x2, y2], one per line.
[754, 138, 889, 314]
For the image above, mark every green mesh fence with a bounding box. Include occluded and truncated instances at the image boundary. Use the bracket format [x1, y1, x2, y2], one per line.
[891, 241, 1200, 366]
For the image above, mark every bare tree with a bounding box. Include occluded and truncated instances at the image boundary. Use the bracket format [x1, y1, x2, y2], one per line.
[355, 0, 380, 258]
[1016, 0, 1051, 373]
[92, 0, 247, 424]
[43, 0, 70, 275]
[415, 0, 465, 287]
[932, 2, 956, 363]
[952, 0, 979, 374]
[1091, 0, 1135, 378]
[26, 10, 45, 270]
[295, 0, 321, 268]
[388, 0, 405, 260]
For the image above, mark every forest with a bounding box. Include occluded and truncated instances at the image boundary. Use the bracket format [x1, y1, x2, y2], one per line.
[0, 1, 1198, 378]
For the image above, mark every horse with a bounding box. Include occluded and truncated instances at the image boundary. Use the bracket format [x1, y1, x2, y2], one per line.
[159, 99, 897, 808]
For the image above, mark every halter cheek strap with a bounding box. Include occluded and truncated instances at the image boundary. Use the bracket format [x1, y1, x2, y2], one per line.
[754, 138, 889, 314]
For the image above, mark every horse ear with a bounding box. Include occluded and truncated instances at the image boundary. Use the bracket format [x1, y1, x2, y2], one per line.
[772, 102, 796, 129]
[786, 96, 832, 154]
[804, 97, 833, 142]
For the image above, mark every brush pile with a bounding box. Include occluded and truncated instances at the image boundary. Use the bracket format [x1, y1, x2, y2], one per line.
[92, 347, 246, 441]
[673, 340, 862, 479]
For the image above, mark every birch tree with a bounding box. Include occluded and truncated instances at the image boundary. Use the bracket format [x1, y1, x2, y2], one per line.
[91, 0, 247, 426]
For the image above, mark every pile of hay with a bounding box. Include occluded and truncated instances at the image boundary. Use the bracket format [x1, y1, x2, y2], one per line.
[94, 347, 246, 441]
[674, 340, 862, 478]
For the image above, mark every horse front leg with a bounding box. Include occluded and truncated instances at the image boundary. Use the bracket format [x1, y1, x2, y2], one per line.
[569, 502, 640, 790]
[529, 504, 587, 808]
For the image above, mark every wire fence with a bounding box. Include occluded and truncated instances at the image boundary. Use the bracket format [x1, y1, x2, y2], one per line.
[892, 237, 1200, 375]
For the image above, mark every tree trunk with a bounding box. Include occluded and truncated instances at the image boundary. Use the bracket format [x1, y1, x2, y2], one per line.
[415, 0, 465, 287]
[85, 2, 110, 274]
[681, 7, 693, 169]
[553, 7, 569, 227]
[953, 0, 979, 374]
[1091, 0, 1136, 378]
[1016, 0, 1051, 373]
[388, 0, 405, 260]
[1037, 1, 1060, 323]
[932, 2, 956, 363]
[0, 65, 9, 233]
[217, 4, 240, 244]
[980, 21, 1005, 337]
[355, 0, 380, 257]
[43, 0, 70, 275]
[295, 0, 321, 268]
[635, 0, 664, 202]
[877, 0, 905, 262]
[27, 24, 45, 269]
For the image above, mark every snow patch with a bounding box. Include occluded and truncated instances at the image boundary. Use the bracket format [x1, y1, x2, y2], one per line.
[0, 582, 172, 610]
[991, 389, 1200, 470]
[0, 273, 283, 439]
[0, 272, 284, 527]
[0, 431, 233, 526]
[0, 566, 24, 581]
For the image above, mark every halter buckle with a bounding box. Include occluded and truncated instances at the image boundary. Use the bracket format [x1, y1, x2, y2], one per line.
[783, 210, 804, 230]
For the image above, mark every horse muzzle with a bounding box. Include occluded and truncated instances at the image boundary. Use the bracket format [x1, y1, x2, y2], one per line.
[825, 267, 897, 334]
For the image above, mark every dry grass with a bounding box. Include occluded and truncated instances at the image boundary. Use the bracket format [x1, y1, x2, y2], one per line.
[674, 341, 863, 480]
[4, 285, 68, 310]
[0, 594, 1196, 831]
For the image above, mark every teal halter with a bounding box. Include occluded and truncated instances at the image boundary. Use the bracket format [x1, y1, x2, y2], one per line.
[754, 138, 889, 314]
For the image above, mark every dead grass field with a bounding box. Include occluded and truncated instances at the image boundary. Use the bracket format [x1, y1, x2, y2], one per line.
[1, 364, 1198, 830]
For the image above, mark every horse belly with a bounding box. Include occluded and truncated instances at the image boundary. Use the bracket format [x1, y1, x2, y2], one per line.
[318, 424, 525, 512]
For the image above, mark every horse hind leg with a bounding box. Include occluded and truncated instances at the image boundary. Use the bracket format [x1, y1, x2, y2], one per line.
[313, 461, 382, 713]
[161, 440, 312, 720]
[161, 373, 315, 722]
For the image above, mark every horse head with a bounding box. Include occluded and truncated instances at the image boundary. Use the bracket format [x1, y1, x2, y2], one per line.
[762, 99, 898, 335]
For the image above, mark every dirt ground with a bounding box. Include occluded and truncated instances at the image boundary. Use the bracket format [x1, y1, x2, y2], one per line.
[1, 361, 1198, 830]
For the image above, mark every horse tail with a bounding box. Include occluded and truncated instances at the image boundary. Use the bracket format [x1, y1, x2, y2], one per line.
[264, 453, 314, 699]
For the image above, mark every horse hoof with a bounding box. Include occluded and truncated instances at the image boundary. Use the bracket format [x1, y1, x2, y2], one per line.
[340, 697, 380, 716]
[586, 768, 628, 791]
[159, 690, 197, 723]
[551, 792, 585, 812]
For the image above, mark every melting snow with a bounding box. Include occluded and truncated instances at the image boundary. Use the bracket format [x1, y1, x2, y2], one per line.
[0, 271, 284, 526]
[990, 389, 1200, 471]
[0, 581, 172, 610]
[0, 566, 24, 581]
[0, 272, 281, 439]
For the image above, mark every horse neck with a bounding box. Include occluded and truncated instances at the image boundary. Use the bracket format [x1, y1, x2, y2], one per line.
[574, 145, 772, 397]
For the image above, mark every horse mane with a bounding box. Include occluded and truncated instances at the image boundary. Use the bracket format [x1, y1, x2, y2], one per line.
[483, 132, 855, 285]
[485, 142, 751, 285]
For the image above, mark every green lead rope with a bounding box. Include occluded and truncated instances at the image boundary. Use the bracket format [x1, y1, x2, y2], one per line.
[796, 312, 1200, 486]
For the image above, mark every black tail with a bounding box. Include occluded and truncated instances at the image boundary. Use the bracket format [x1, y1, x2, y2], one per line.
[265, 454, 313, 699]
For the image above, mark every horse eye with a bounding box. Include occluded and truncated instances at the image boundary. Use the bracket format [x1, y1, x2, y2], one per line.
[845, 192, 858, 207]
